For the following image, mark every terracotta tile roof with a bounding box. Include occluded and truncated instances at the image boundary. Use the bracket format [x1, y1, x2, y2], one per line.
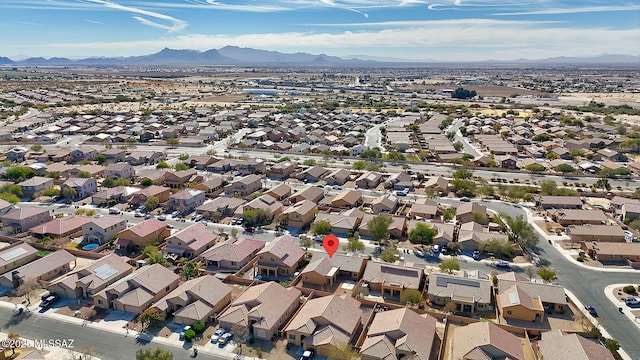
[538, 329, 614, 360]
[258, 235, 305, 268]
[29, 215, 93, 236]
[2, 206, 50, 221]
[285, 295, 362, 338]
[166, 223, 217, 251]
[123, 218, 166, 237]
[451, 322, 526, 360]
[361, 308, 437, 360]
[201, 238, 265, 263]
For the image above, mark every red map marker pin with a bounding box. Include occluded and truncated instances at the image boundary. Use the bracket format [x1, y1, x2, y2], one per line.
[323, 234, 339, 258]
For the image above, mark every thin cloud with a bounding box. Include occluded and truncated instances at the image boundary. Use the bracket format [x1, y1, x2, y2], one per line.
[494, 5, 640, 16]
[304, 18, 564, 27]
[46, 25, 640, 61]
[84, 19, 104, 24]
[85, 0, 187, 32]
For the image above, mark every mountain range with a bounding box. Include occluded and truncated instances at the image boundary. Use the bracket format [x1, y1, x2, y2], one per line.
[0, 46, 638, 66]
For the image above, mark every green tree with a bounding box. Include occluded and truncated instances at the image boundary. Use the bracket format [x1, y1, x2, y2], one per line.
[471, 211, 489, 225]
[303, 159, 316, 166]
[30, 144, 43, 152]
[156, 161, 171, 169]
[539, 180, 557, 195]
[174, 163, 189, 171]
[95, 154, 107, 165]
[4, 166, 37, 181]
[525, 163, 546, 172]
[480, 238, 514, 259]
[439, 258, 461, 274]
[379, 248, 400, 262]
[452, 141, 463, 152]
[443, 208, 456, 222]
[545, 151, 559, 160]
[451, 179, 476, 197]
[400, 289, 423, 306]
[141, 178, 153, 186]
[299, 237, 314, 250]
[77, 170, 92, 178]
[359, 147, 382, 159]
[452, 168, 473, 179]
[178, 153, 190, 161]
[367, 214, 392, 243]
[595, 178, 612, 191]
[41, 188, 60, 197]
[554, 164, 574, 173]
[450, 87, 477, 99]
[536, 267, 558, 282]
[62, 186, 77, 199]
[408, 222, 437, 244]
[343, 236, 365, 252]
[254, 208, 270, 225]
[0, 192, 20, 203]
[499, 213, 538, 248]
[1, 184, 23, 197]
[102, 178, 115, 188]
[179, 260, 203, 280]
[138, 308, 163, 332]
[144, 196, 160, 211]
[604, 338, 620, 352]
[166, 138, 179, 147]
[313, 220, 331, 235]
[147, 251, 169, 267]
[243, 209, 257, 225]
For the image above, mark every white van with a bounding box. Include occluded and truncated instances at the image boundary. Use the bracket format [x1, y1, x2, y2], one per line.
[108, 207, 121, 215]
[625, 297, 640, 306]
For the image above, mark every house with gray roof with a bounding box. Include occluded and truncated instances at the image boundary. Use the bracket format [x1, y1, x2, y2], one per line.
[362, 261, 424, 299]
[427, 272, 492, 314]
[0, 242, 38, 276]
[0, 250, 77, 289]
[201, 238, 265, 272]
[256, 235, 305, 278]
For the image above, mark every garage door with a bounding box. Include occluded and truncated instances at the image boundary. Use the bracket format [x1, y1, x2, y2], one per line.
[255, 329, 266, 339]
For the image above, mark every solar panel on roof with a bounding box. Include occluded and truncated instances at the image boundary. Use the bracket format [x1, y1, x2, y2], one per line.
[435, 275, 481, 288]
[94, 264, 118, 280]
[0, 248, 28, 262]
[509, 292, 519, 305]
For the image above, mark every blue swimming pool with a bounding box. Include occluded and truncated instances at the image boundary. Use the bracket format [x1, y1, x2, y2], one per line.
[82, 243, 99, 251]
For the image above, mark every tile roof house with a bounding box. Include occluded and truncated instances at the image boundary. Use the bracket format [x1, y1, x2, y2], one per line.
[497, 277, 567, 323]
[581, 241, 640, 262]
[92, 186, 140, 205]
[18, 176, 54, 198]
[371, 194, 398, 214]
[115, 218, 170, 250]
[549, 209, 607, 226]
[299, 255, 339, 290]
[283, 200, 317, 229]
[93, 263, 179, 314]
[0, 241, 38, 275]
[536, 196, 583, 210]
[449, 322, 529, 360]
[409, 203, 438, 219]
[456, 202, 488, 224]
[285, 295, 363, 356]
[314, 213, 360, 237]
[168, 189, 206, 212]
[537, 329, 614, 360]
[362, 261, 424, 298]
[195, 196, 247, 220]
[567, 224, 625, 243]
[129, 185, 171, 206]
[256, 235, 306, 278]
[236, 194, 284, 221]
[330, 189, 363, 209]
[218, 282, 301, 340]
[1, 206, 52, 233]
[104, 162, 135, 179]
[48, 253, 133, 298]
[360, 308, 437, 360]
[0, 250, 77, 289]
[355, 171, 383, 189]
[164, 169, 201, 189]
[153, 275, 232, 325]
[427, 272, 492, 314]
[297, 166, 329, 183]
[324, 169, 351, 185]
[61, 177, 98, 200]
[358, 214, 406, 239]
[29, 215, 93, 239]
[163, 223, 219, 259]
[224, 174, 263, 197]
[201, 238, 265, 272]
[192, 177, 224, 198]
[266, 183, 292, 201]
[289, 186, 325, 204]
[82, 215, 127, 245]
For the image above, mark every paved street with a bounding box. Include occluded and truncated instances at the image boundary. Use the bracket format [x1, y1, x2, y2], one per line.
[0, 306, 223, 360]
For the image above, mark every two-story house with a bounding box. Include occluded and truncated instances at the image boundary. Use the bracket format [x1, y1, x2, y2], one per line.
[18, 176, 54, 198]
[163, 223, 218, 259]
[256, 235, 306, 277]
[223, 174, 262, 197]
[82, 215, 127, 245]
[167, 189, 206, 213]
[61, 178, 98, 200]
[104, 162, 135, 179]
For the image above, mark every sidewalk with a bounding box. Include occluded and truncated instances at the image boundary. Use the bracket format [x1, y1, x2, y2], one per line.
[0, 298, 258, 360]
[566, 288, 633, 360]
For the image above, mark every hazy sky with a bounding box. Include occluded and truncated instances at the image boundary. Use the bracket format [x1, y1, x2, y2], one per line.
[2, 0, 639, 61]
